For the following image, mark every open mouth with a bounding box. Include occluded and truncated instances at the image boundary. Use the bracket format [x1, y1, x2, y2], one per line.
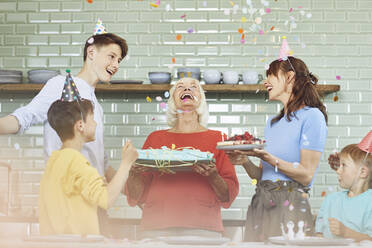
[266, 86, 273, 92]
[106, 69, 114, 76]
[180, 93, 194, 101]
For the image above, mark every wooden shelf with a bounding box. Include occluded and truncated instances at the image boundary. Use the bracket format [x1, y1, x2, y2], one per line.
[0, 83, 340, 94]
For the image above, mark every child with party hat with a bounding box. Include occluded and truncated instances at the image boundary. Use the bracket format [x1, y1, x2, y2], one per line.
[315, 131, 372, 242]
[39, 72, 138, 235]
[0, 20, 126, 181]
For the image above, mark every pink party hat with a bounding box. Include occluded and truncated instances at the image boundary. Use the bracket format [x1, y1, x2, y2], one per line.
[358, 130, 372, 154]
[278, 36, 292, 60]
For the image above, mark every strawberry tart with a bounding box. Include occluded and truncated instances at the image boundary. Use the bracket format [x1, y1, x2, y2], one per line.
[216, 132, 265, 150]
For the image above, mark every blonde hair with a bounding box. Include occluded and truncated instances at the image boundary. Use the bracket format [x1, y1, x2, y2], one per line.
[166, 77, 209, 128]
[340, 144, 372, 189]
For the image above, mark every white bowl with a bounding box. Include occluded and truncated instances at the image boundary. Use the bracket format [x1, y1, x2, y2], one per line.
[222, 71, 239, 84]
[203, 70, 221, 84]
[242, 71, 259, 84]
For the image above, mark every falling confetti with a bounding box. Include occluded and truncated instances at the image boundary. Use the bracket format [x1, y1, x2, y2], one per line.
[160, 102, 167, 110]
[270, 26, 275, 31]
[150, 2, 159, 8]
[229, 0, 235, 6]
[258, 29, 264, 35]
[180, 14, 186, 19]
[176, 34, 182, 40]
[289, 204, 294, 211]
[187, 28, 194, 33]
[14, 143, 20, 150]
[265, 8, 271, 13]
[164, 91, 170, 98]
[152, 117, 155, 121]
[251, 179, 257, 185]
[333, 95, 339, 102]
[255, 17, 262, 24]
[155, 96, 162, 101]
[289, 8, 293, 12]
[146, 96, 152, 102]
[336, 75, 341, 80]
[283, 200, 289, 206]
[321, 191, 326, 197]
[269, 200, 275, 206]
[171, 144, 176, 150]
[172, 57, 175, 63]
[87, 0, 93, 3]
[238, 28, 244, 34]
[241, 17, 247, 22]
[240, 39, 245, 44]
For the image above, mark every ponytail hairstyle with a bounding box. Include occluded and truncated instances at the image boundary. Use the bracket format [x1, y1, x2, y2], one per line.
[267, 56, 328, 126]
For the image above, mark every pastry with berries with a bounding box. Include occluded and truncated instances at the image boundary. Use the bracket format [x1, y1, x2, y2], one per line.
[217, 131, 265, 148]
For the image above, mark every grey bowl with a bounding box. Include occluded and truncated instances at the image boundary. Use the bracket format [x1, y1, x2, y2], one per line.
[27, 70, 60, 84]
[177, 67, 201, 80]
[148, 72, 172, 84]
[0, 75, 22, 83]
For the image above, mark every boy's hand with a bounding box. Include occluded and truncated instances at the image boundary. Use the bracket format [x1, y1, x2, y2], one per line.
[328, 153, 340, 171]
[329, 218, 346, 237]
[121, 141, 138, 168]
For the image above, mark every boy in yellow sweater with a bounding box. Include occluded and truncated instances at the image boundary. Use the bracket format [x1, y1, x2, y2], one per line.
[39, 72, 138, 235]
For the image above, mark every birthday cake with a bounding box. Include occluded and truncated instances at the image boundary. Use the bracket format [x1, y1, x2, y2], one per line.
[217, 132, 265, 147]
[135, 146, 215, 172]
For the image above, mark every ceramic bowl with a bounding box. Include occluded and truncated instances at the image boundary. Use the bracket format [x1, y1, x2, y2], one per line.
[203, 70, 221, 84]
[27, 70, 60, 84]
[148, 72, 172, 84]
[242, 71, 259, 84]
[222, 71, 239, 84]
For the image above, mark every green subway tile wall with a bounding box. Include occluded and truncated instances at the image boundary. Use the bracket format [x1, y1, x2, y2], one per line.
[0, 0, 371, 220]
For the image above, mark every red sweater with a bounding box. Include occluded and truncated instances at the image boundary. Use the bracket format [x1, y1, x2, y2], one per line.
[126, 129, 239, 232]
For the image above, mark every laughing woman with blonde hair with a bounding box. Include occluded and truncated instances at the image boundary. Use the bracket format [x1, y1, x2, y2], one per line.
[125, 77, 239, 239]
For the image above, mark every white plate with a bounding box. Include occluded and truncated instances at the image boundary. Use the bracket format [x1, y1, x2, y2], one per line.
[268, 236, 354, 246]
[156, 236, 230, 245]
[216, 144, 265, 150]
[24, 234, 104, 243]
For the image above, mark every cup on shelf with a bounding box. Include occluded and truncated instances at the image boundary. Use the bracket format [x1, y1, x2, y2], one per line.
[242, 71, 259, 84]
[222, 71, 239, 84]
[203, 70, 221, 84]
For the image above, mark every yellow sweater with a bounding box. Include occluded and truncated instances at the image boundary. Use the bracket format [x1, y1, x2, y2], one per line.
[39, 148, 108, 235]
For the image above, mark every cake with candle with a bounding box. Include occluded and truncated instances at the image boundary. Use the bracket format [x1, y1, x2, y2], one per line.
[216, 131, 265, 150]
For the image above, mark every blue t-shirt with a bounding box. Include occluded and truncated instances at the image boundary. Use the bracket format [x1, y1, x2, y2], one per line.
[315, 190, 372, 239]
[261, 107, 327, 186]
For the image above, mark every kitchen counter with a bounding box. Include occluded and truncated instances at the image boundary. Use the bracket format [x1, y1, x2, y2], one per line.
[0, 238, 367, 248]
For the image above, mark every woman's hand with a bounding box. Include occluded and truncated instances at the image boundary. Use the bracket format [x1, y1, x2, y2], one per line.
[193, 162, 218, 178]
[227, 149, 271, 162]
[328, 152, 340, 171]
[225, 150, 249, 165]
[329, 218, 346, 237]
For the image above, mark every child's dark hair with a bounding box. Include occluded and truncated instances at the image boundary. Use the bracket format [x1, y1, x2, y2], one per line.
[340, 144, 372, 189]
[267, 56, 328, 126]
[83, 33, 128, 61]
[47, 100, 94, 142]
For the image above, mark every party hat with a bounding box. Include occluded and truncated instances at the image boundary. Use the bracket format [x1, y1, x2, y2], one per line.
[358, 130, 372, 154]
[61, 70, 82, 102]
[278, 36, 293, 60]
[93, 18, 107, 35]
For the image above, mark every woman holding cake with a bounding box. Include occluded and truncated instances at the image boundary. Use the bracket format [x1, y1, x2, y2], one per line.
[226, 57, 328, 241]
[125, 77, 239, 239]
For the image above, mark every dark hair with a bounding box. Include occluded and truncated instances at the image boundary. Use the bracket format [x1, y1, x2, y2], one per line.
[340, 144, 372, 189]
[83, 33, 128, 61]
[267, 56, 328, 126]
[47, 100, 94, 142]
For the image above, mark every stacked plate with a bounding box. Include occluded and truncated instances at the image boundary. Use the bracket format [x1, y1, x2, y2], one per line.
[0, 70, 23, 84]
[27, 69, 60, 84]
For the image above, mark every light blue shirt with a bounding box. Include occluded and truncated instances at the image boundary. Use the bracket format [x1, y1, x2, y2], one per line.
[261, 107, 327, 186]
[315, 190, 372, 239]
[12, 75, 108, 176]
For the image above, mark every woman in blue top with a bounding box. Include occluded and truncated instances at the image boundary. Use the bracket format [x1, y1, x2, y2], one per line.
[227, 57, 328, 241]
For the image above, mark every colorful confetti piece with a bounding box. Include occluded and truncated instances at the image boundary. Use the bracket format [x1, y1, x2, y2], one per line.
[289, 204, 294, 211]
[258, 29, 264, 35]
[229, 0, 235, 6]
[187, 28, 194, 33]
[146, 96, 152, 102]
[172, 57, 175, 63]
[155, 96, 162, 102]
[251, 179, 257, 185]
[150, 2, 159, 8]
[160, 102, 167, 110]
[289, 8, 293, 12]
[241, 17, 247, 23]
[240, 39, 245, 44]
[151, 117, 155, 121]
[265, 8, 271, 13]
[333, 95, 339, 102]
[269, 200, 275, 206]
[336, 75, 341, 80]
[180, 14, 186, 19]
[171, 144, 176, 149]
[176, 34, 182, 40]
[283, 200, 289, 206]
[87, 0, 93, 3]
[321, 191, 326, 197]
[238, 28, 244, 34]
[270, 26, 275, 31]
[255, 17, 262, 24]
